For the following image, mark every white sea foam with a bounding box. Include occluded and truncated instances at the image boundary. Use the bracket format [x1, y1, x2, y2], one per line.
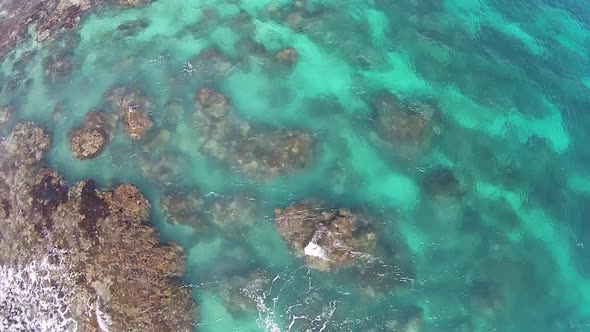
[304, 242, 329, 261]
[0, 250, 78, 332]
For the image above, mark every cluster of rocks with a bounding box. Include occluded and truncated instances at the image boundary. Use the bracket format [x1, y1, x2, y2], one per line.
[0, 123, 196, 331]
[372, 91, 443, 157]
[194, 88, 314, 178]
[161, 190, 261, 237]
[66, 87, 156, 160]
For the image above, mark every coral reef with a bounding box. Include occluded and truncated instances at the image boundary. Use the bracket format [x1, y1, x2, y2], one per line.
[0, 123, 196, 331]
[194, 88, 314, 178]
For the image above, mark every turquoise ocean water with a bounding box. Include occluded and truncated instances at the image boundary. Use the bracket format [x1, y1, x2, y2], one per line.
[2, 0, 590, 331]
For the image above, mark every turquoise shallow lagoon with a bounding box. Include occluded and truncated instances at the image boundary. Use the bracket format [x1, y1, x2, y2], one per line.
[2, 0, 590, 331]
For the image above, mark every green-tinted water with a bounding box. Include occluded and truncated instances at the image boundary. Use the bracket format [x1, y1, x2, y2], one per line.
[2, 0, 590, 331]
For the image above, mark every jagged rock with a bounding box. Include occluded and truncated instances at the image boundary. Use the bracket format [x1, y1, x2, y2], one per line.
[275, 203, 377, 271]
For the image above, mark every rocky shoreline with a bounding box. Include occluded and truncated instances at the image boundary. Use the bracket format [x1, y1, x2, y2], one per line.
[0, 122, 195, 331]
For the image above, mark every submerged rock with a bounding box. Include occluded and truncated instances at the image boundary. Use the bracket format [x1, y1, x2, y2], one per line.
[208, 194, 260, 234]
[42, 48, 75, 83]
[105, 87, 153, 140]
[373, 91, 442, 156]
[69, 110, 117, 160]
[188, 48, 233, 81]
[160, 190, 261, 237]
[275, 203, 377, 271]
[69, 128, 107, 159]
[117, 19, 150, 36]
[275, 47, 299, 66]
[423, 167, 465, 199]
[422, 167, 467, 226]
[0, 123, 196, 331]
[194, 88, 314, 178]
[140, 152, 188, 186]
[161, 191, 208, 230]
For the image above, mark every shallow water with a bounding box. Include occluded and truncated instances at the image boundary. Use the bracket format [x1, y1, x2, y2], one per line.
[2, 0, 590, 331]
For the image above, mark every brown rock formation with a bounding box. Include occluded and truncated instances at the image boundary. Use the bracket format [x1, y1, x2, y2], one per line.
[0, 122, 196, 331]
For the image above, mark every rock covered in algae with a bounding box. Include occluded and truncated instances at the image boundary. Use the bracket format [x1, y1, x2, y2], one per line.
[69, 110, 117, 160]
[274, 203, 377, 271]
[194, 88, 314, 178]
[105, 87, 153, 140]
[0, 123, 196, 331]
[373, 91, 442, 156]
